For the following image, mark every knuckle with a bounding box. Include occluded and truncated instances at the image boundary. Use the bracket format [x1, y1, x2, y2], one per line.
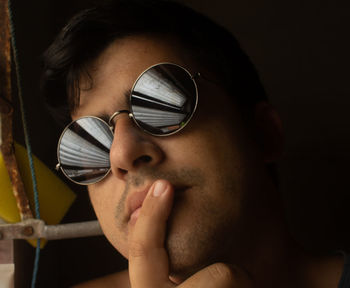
[208, 263, 235, 283]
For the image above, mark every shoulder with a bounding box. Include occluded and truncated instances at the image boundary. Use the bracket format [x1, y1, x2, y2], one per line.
[338, 252, 350, 288]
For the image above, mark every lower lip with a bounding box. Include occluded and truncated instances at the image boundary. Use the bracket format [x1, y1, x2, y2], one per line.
[129, 207, 141, 225]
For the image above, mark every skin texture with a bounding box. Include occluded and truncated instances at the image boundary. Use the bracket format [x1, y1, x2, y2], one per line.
[71, 35, 344, 288]
[73, 34, 272, 276]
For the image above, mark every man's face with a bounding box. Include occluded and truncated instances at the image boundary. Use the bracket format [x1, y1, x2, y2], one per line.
[72, 35, 271, 279]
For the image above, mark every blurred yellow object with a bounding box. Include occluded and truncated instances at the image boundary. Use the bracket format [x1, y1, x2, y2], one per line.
[0, 142, 76, 248]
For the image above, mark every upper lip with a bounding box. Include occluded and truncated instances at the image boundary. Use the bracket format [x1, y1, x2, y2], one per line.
[126, 183, 190, 222]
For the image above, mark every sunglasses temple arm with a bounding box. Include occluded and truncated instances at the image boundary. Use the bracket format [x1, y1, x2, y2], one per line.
[193, 71, 221, 88]
[192, 72, 201, 80]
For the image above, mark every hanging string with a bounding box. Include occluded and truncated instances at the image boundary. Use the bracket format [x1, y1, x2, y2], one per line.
[7, 1, 41, 287]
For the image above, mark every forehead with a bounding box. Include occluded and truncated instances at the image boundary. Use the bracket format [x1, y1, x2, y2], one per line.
[72, 35, 196, 120]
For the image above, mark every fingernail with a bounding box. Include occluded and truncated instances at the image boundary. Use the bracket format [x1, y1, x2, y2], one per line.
[153, 180, 167, 197]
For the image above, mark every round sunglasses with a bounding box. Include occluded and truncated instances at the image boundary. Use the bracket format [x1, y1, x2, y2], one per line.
[56, 63, 199, 185]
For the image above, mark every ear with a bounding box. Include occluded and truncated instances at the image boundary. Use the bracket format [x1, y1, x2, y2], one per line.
[254, 102, 284, 163]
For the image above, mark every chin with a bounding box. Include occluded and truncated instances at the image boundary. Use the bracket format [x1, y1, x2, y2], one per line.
[167, 249, 214, 282]
[164, 205, 235, 281]
[165, 228, 219, 281]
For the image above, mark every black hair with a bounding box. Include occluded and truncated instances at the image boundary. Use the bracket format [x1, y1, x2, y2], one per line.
[41, 0, 267, 125]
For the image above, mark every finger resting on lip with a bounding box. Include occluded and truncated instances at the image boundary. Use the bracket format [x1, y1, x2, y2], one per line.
[128, 180, 175, 288]
[130, 180, 174, 248]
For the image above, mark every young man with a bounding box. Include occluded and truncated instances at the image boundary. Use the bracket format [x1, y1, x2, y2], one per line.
[42, 1, 348, 287]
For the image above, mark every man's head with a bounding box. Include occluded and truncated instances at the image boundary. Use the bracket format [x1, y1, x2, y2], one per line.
[42, 0, 267, 124]
[42, 0, 283, 280]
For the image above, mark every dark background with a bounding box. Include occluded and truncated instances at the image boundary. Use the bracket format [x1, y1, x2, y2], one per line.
[8, 0, 350, 287]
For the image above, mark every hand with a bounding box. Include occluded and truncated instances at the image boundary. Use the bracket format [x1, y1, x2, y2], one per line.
[128, 180, 254, 288]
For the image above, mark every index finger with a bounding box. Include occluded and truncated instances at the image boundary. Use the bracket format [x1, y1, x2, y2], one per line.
[128, 180, 175, 288]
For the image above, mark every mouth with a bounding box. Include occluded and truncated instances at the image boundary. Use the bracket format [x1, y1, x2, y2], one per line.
[129, 206, 142, 226]
[126, 185, 151, 225]
[173, 186, 188, 199]
[127, 184, 190, 226]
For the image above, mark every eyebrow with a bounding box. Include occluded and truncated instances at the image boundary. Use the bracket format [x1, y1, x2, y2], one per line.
[98, 88, 132, 124]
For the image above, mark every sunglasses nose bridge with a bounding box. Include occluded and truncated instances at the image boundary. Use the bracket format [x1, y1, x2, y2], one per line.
[108, 113, 165, 181]
[108, 110, 132, 127]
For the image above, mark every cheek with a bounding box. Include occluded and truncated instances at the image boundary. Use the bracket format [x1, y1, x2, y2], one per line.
[163, 121, 243, 171]
[88, 183, 118, 222]
[88, 182, 129, 258]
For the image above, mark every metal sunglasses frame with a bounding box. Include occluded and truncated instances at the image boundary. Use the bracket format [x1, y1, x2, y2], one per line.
[56, 62, 199, 185]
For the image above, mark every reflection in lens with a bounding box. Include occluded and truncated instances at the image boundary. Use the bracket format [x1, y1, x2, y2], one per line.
[131, 63, 197, 134]
[58, 117, 113, 184]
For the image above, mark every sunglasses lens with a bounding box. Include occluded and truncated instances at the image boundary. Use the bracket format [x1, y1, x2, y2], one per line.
[58, 117, 113, 184]
[130, 63, 197, 135]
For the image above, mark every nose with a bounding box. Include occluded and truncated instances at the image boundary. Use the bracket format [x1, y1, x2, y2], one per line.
[109, 113, 164, 180]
